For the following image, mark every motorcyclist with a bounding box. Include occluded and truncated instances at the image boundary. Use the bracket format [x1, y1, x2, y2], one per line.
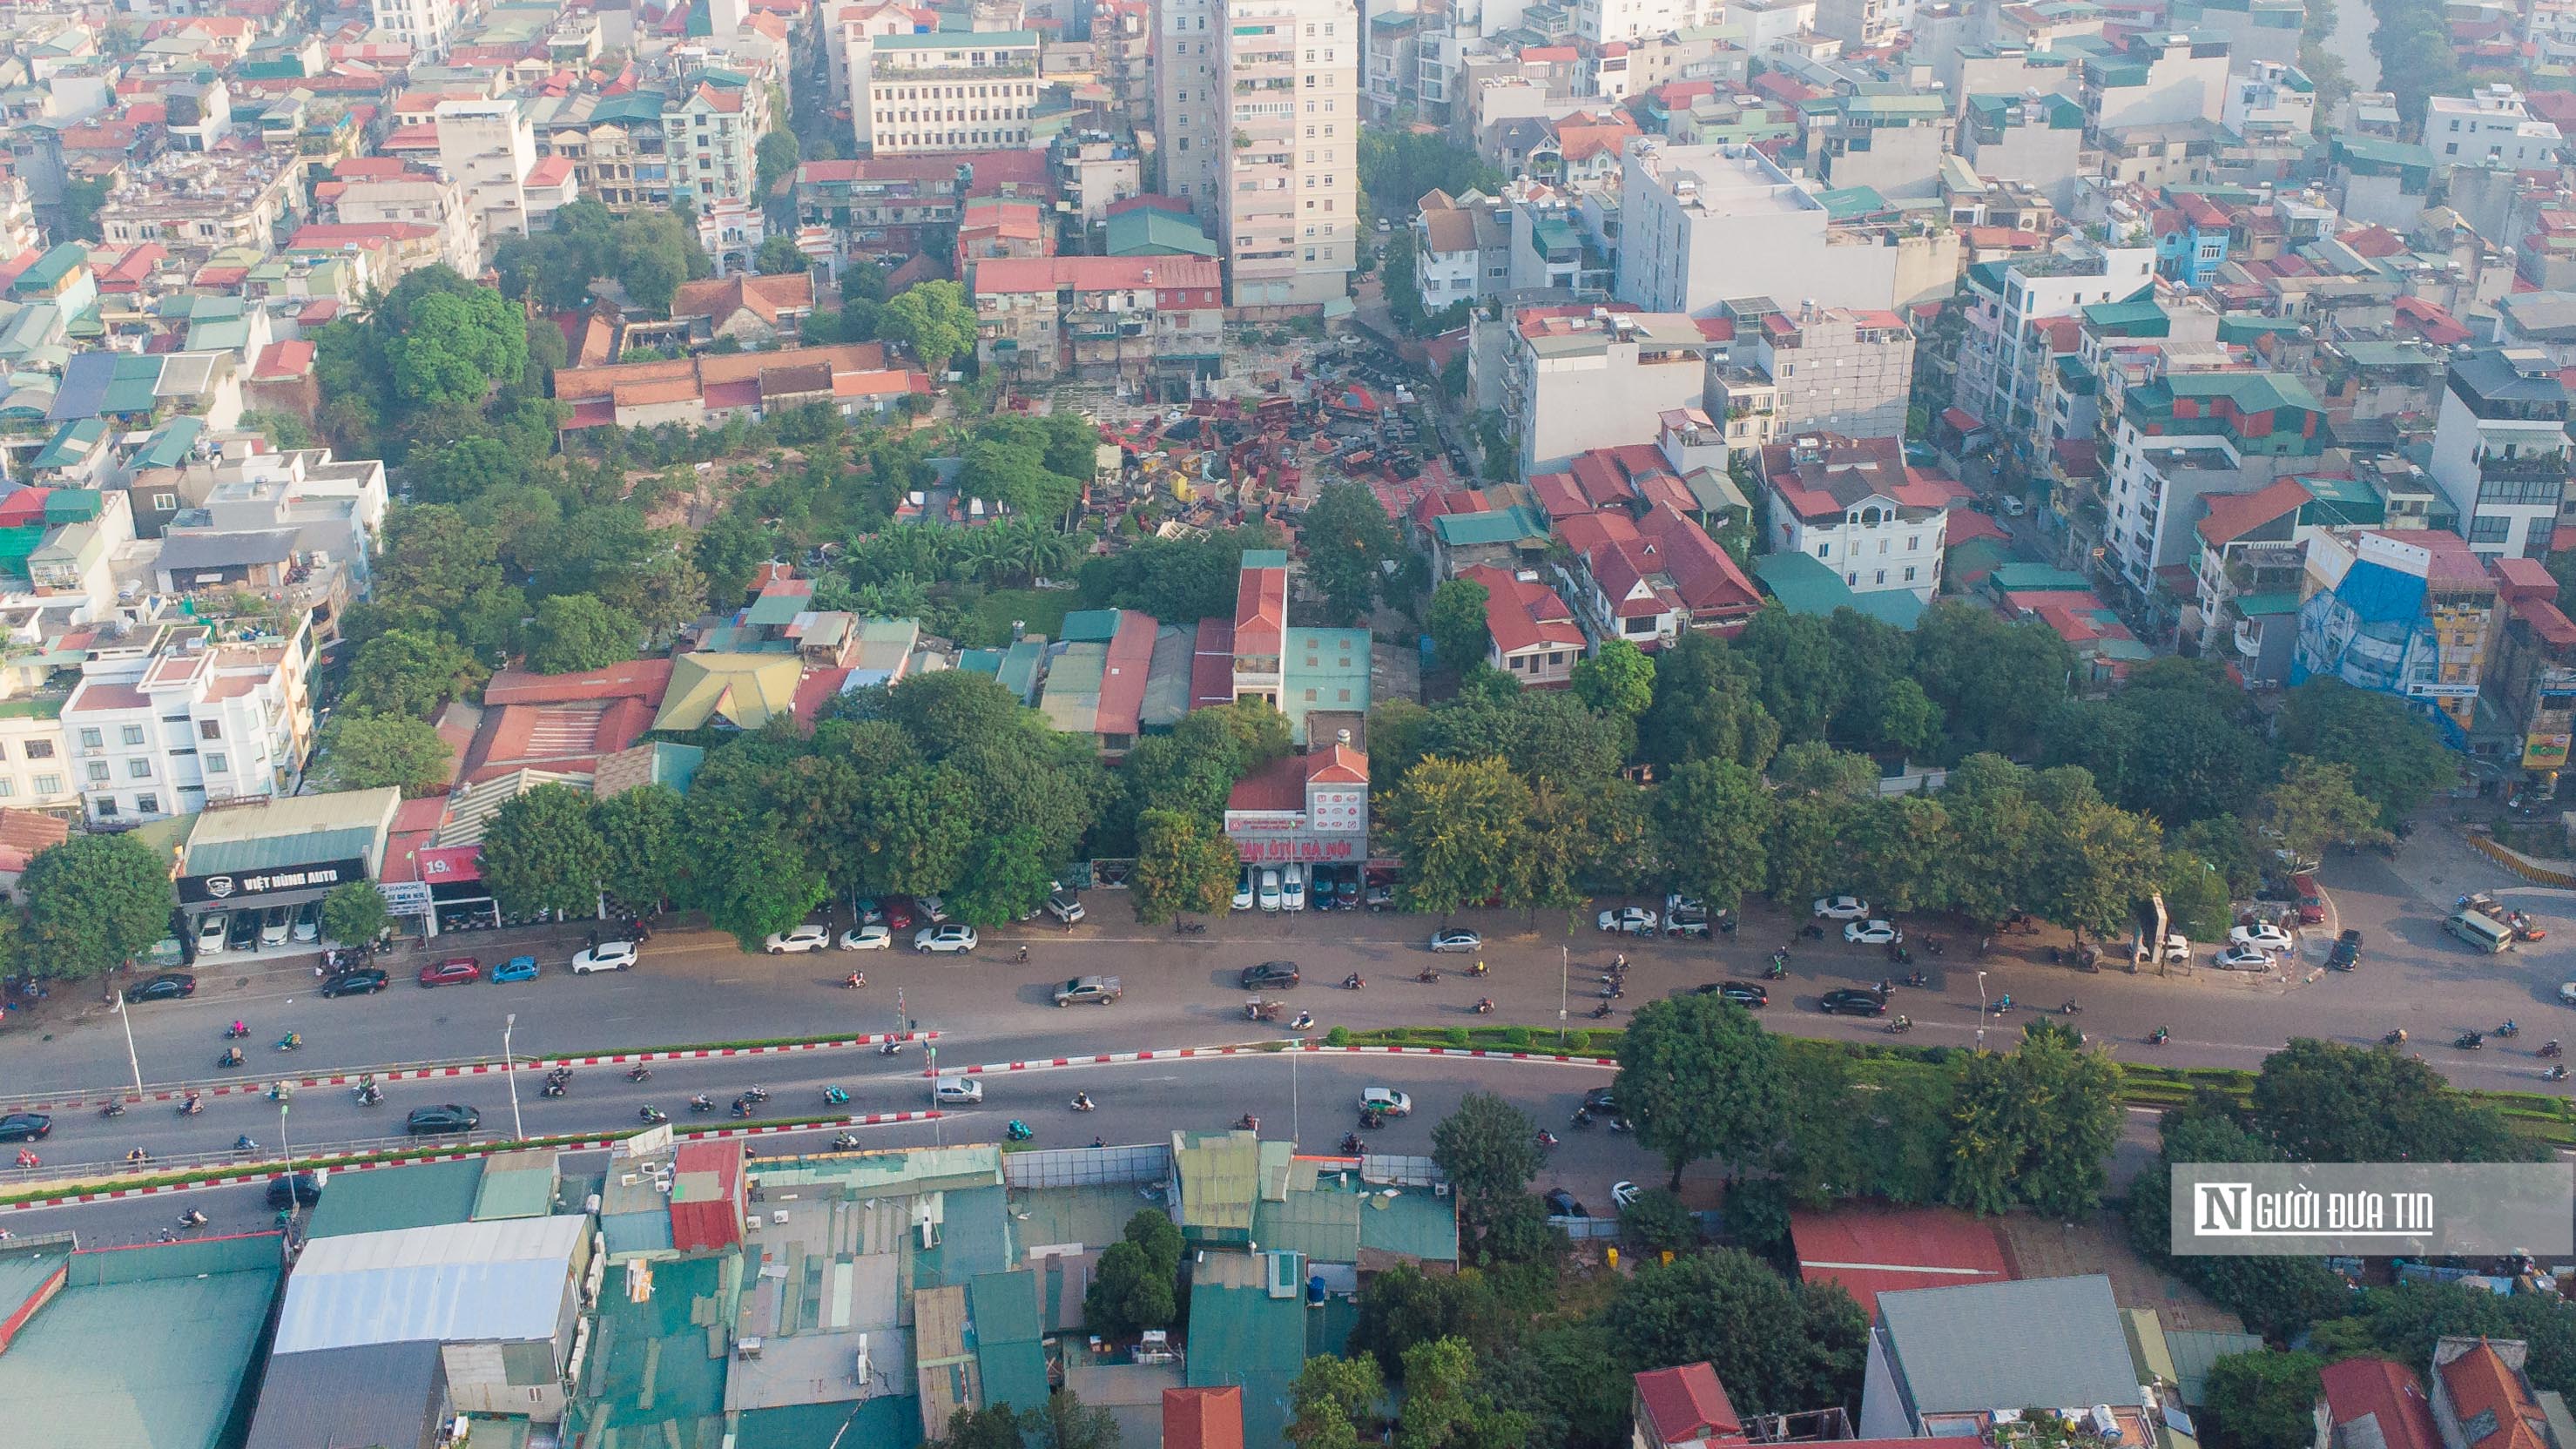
[2149, 1027, 2169, 1045]
[12, 1148, 37, 1168]
[1474, 997, 1495, 1014]
[219, 1046, 244, 1067]
[233, 1135, 257, 1153]
[228, 1020, 246, 1038]
[1343, 973, 1365, 989]
[1534, 1129, 1558, 1148]
[182, 1091, 203, 1115]
[1071, 1092, 1094, 1112]
[277, 1031, 302, 1050]
[1891, 1014, 1912, 1032]
[843, 971, 866, 988]
[638, 1106, 668, 1123]
[823, 1085, 850, 1106]
[691, 1094, 715, 1112]
[125, 1149, 148, 1165]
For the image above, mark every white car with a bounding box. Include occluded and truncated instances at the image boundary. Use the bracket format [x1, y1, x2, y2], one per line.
[915, 924, 981, 954]
[571, 940, 638, 974]
[840, 925, 893, 951]
[1359, 1088, 1413, 1117]
[1843, 919, 1902, 946]
[195, 913, 229, 956]
[1282, 863, 1307, 912]
[2214, 943, 2276, 971]
[765, 924, 833, 954]
[1429, 929, 1482, 954]
[1232, 870, 1255, 911]
[1663, 895, 1706, 923]
[292, 903, 320, 943]
[934, 1078, 984, 1104]
[915, 895, 949, 924]
[1258, 868, 1282, 913]
[2229, 922, 2296, 954]
[1611, 1181, 1642, 1208]
[1598, 906, 1658, 935]
[2148, 933, 2192, 963]
[1813, 895, 1871, 920]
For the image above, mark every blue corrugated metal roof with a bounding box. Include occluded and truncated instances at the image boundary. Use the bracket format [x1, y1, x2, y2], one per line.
[2337, 559, 2424, 625]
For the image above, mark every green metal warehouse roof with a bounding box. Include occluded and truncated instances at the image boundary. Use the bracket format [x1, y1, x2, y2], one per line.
[0, 1235, 281, 1449]
[303, 1158, 486, 1237]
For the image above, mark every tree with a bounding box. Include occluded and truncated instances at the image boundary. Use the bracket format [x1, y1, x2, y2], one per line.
[1426, 578, 1491, 674]
[479, 784, 606, 920]
[593, 784, 686, 913]
[1289, 1353, 1386, 1449]
[1599, 1250, 1867, 1414]
[946, 826, 1058, 927]
[1944, 1028, 2121, 1217]
[1357, 126, 1505, 220]
[1351, 1267, 1505, 1374]
[2030, 768, 2165, 946]
[2277, 678, 2453, 829]
[320, 880, 391, 948]
[1396, 1336, 1530, 1449]
[1027, 1392, 1123, 1449]
[751, 235, 807, 274]
[1379, 756, 1531, 915]
[1430, 1093, 1542, 1224]
[1615, 993, 1786, 1187]
[882, 280, 976, 375]
[345, 629, 490, 718]
[319, 711, 456, 796]
[17, 834, 174, 980]
[2161, 846, 2234, 941]
[1130, 808, 1241, 923]
[2261, 756, 2391, 865]
[1618, 1187, 1698, 1255]
[1570, 638, 1654, 718]
[1300, 482, 1402, 625]
[2247, 1038, 2529, 1165]
[1636, 633, 1779, 772]
[389, 286, 529, 411]
[934, 1403, 1032, 1449]
[704, 830, 830, 947]
[755, 129, 802, 197]
[882, 670, 1035, 762]
[521, 594, 637, 675]
[1909, 602, 2075, 758]
[2202, 1351, 2326, 1449]
[960, 436, 1081, 521]
[1084, 1239, 1178, 1339]
[1656, 758, 1773, 913]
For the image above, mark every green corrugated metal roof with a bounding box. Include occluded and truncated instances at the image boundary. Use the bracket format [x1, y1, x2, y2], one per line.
[186, 825, 381, 877]
[10, 244, 84, 296]
[44, 489, 99, 523]
[1356, 1184, 1461, 1262]
[1105, 207, 1220, 258]
[1988, 563, 2098, 592]
[2232, 590, 2301, 617]
[130, 416, 203, 470]
[1240, 549, 1289, 568]
[303, 1158, 486, 1237]
[1059, 608, 1123, 643]
[30, 417, 101, 470]
[563, 1251, 735, 1448]
[968, 1270, 1042, 1345]
[1432, 505, 1547, 547]
[1251, 1175, 1362, 1264]
[1175, 1130, 1260, 1239]
[2082, 298, 2168, 334]
[0, 1235, 280, 1449]
[1817, 185, 1892, 219]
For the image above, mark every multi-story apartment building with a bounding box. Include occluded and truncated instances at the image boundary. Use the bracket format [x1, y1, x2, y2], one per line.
[2296, 528, 2498, 746]
[1952, 238, 2158, 449]
[1210, 0, 1360, 308]
[1156, 0, 1222, 206]
[664, 74, 772, 212]
[1617, 139, 1960, 315]
[1759, 433, 1951, 602]
[1809, 91, 1950, 200]
[969, 256, 1226, 387]
[434, 98, 538, 245]
[61, 621, 313, 825]
[2427, 347, 2574, 563]
[2080, 32, 2230, 132]
[2485, 558, 2576, 786]
[322, 163, 482, 277]
[795, 151, 1051, 266]
[97, 150, 302, 265]
[2425, 85, 2565, 170]
[1508, 309, 1718, 474]
[2222, 59, 2316, 140]
[532, 91, 671, 214]
[371, 0, 468, 62]
[860, 30, 1042, 158]
[2102, 362, 2327, 604]
[1094, 0, 1156, 114]
[1813, 0, 1894, 47]
[1710, 298, 1916, 443]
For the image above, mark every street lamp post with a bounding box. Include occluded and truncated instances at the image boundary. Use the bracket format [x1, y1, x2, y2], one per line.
[1558, 947, 1569, 1047]
[1976, 971, 1988, 1052]
[928, 1041, 941, 1148]
[278, 1100, 294, 1230]
[502, 1013, 524, 1142]
[114, 990, 143, 1095]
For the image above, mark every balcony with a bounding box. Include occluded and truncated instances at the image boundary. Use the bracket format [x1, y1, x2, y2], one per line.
[2476, 451, 2571, 482]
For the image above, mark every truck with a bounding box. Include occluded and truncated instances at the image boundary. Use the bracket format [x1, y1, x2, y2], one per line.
[2458, 893, 2546, 942]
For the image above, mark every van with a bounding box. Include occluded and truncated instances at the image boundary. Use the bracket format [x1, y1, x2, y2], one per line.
[2447, 908, 2515, 954]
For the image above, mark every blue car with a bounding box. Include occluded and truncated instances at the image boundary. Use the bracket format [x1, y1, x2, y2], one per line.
[491, 954, 540, 984]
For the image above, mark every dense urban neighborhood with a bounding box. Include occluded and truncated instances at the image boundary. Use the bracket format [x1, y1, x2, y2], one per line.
[13, 0, 2576, 1447]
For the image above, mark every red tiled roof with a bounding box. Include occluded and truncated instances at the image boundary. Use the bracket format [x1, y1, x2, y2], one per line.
[1234, 561, 1285, 657]
[2513, 594, 2576, 648]
[672, 272, 815, 325]
[2196, 477, 2312, 547]
[1791, 1203, 2013, 1318]
[2323, 1364, 2442, 1449]
[797, 149, 1049, 191]
[974, 254, 1222, 295]
[1459, 563, 1585, 658]
[251, 340, 315, 381]
[1226, 751, 1308, 812]
[525, 153, 574, 188]
[1634, 1364, 1742, 1446]
[2443, 1344, 2552, 1449]
[1190, 617, 1236, 709]
[1945, 508, 2010, 546]
[483, 657, 673, 706]
[2491, 555, 2557, 601]
[1096, 610, 1159, 738]
[792, 666, 854, 726]
[1164, 1387, 1244, 1449]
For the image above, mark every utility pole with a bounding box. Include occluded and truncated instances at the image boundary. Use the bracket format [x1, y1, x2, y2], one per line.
[502, 1013, 523, 1142]
[1558, 947, 1568, 1048]
[114, 990, 143, 1094]
[1976, 971, 1988, 1052]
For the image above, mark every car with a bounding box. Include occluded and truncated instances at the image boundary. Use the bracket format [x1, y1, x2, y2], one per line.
[1581, 1087, 1617, 1115]
[1813, 895, 1871, 920]
[1258, 868, 1282, 912]
[2292, 874, 2326, 925]
[2328, 930, 2363, 970]
[1998, 494, 2028, 518]
[1664, 894, 1706, 922]
[1045, 891, 1085, 925]
[2229, 922, 2296, 953]
[1817, 987, 1888, 1017]
[839, 925, 893, 952]
[1282, 864, 1307, 912]
[1694, 981, 1769, 1008]
[1666, 918, 1712, 940]
[226, 912, 259, 952]
[1307, 865, 1339, 911]
[1597, 906, 1658, 935]
[124, 972, 196, 1004]
[1843, 919, 1902, 946]
[915, 924, 980, 954]
[1241, 960, 1302, 989]
[194, 913, 229, 955]
[2214, 943, 2276, 971]
[572, 940, 639, 974]
[266, 1171, 325, 1209]
[291, 903, 320, 944]
[0, 1112, 51, 1142]
[915, 895, 949, 924]
[260, 907, 291, 947]
[404, 1104, 482, 1135]
[882, 899, 916, 931]
[1360, 1088, 1413, 1117]
[851, 898, 887, 926]
[934, 1078, 985, 1104]
[1428, 930, 1482, 954]
[1055, 975, 1123, 1007]
[765, 924, 833, 955]
[1543, 1189, 1588, 1217]
[1334, 871, 1360, 908]
[1611, 1181, 1642, 1209]
[416, 957, 482, 987]
[320, 968, 388, 997]
[490, 955, 540, 984]
[2561, 981, 2576, 1008]
[1231, 870, 1255, 912]
[1365, 884, 1396, 911]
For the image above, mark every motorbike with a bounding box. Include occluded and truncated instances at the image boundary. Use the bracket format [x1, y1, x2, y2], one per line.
[1474, 998, 1495, 1014]
[2548, 1066, 2571, 1083]
[1070, 1095, 1096, 1113]
[217, 1048, 244, 1068]
[880, 1039, 904, 1056]
[274, 1035, 302, 1053]
[832, 1133, 862, 1150]
[2060, 1001, 2083, 1016]
[1342, 974, 1366, 990]
[1598, 984, 1624, 1000]
[11, 1149, 36, 1169]
[177, 1209, 207, 1230]
[2499, 1021, 2523, 1039]
[1339, 1132, 1364, 1153]
[690, 1095, 715, 1113]
[743, 1087, 771, 1103]
[638, 1106, 668, 1124]
[1922, 936, 1945, 956]
[265, 1084, 292, 1102]
[822, 1086, 850, 1106]
[224, 1022, 249, 1040]
[1886, 1016, 1913, 1035]
[1588, 1002, 1615, 1019]
[2545, 1041, 2565, 1060]
[1288, 1011, 1314, 1032]
[2457, 1032, 2487, 1051]
[1416, 967, 1440, 983]
[179, 1094, 204, 1115]
[1357, 1110, 1386, 1130]
[1902, 972, 1931, 988]
[98, 1101, 125, 1118]
[1572, 1108, 1594, 1128]
[356, 1086, 383, 1106]
[1467, 961, 1489, 978]
[841, 972, 867, 989]
[540, 1082, 565, 1099]
[1173, 920, 1207, 935]
[2148, 1028, 2170, 1046]
[1015, 946, 1030, 964]
[1236, 1114, 1260, 1131]
[1800, 923, 1825, 940]
[2384, 1028, 2409, 1046]
[1006, 1120, 1035, 1142]
[233, 1136, 257, 1154]
[731, 1101, 755, 1119]
[624, 1065, 652, 1082]
[1534, 1130, 1558, 1149]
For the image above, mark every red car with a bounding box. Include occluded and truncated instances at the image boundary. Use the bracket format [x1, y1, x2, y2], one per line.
[417, 957, 482, 987]
[2290, 874, 2325, 925]
[882, 897, 915, 931]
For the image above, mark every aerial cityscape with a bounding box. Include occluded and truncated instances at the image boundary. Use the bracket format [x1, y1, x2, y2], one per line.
[4, 0, 2576, 1445]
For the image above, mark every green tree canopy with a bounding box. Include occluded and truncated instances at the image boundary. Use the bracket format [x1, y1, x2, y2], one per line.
[1130, 808, 1241, 923]
[1430, 1092, 1542, 1229]
[593, 784, 687, 913]
[1569, 637, 1654, 718]
[882, 280, 977, 375]
[521, 594, 638, 675]
[2203, 1351, 2325, 1449]
[1600, 1250, 1867, 1413]
[2277, 677, 2453, 829]
[1380, 755, 1532, 915]
[320, 880, 391, 948]
[1300, 482, 1403, 625]
[319, 711, 456, 796]
[344, 630, 491, 719]
[19, 833, 174, 980]
[478, 783, 606, 920]
[2248, 1037, 2532, 1164]
[1616, 993, 1786, 1187]
[1656, 758, 1773, 913]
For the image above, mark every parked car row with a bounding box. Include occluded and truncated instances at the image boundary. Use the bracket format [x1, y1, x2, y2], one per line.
[191, 901, 324, 958]
[1231, 863, 1366, 913]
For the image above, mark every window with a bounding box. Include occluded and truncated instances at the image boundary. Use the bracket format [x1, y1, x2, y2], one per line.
[152, 493, 177, 511]
[32, 773, 57, 795]
[2468, 515, 2513, 543]
[1906, 535, 1920, 550]
[86, 761, 108, 783]
[198, 719, 221, 740]
[1815, 543, 1830, 559]
[127, 758, 150, 778]
[78, 727, 100, 750]
[205, 752, 226, 773]
[1904, 566, 1919, 583]
[120, 724, 145, 746]
[136, 793, 157, 815]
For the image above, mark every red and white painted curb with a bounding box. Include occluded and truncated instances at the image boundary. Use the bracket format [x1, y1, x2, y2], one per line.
[4, 1032, 941, 1115]
[0, 1110, 945, 1211]
[934, 1041, 1617, 1077]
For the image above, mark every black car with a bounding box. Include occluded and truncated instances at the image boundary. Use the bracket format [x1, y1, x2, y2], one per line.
[0, 1112, 51, 1142]
[404, 1104, 482, 1135]
[319, 968, 389, 998]
[1543, 1188, 1588, 1217]
[2328, 929, 2364, 971]
[1818, 987, 1889, 1017]
[1581, 1086, 1616, 1115]
[266, 1171, 324, 1209]
[1694, 981, 1769, 1008]
[124, 973, 196, 1004]
[225, 912, 260, 951]
[1240, 960, 1302, 990]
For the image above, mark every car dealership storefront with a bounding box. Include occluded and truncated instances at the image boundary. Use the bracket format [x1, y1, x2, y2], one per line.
[176, 789, 401, 956]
